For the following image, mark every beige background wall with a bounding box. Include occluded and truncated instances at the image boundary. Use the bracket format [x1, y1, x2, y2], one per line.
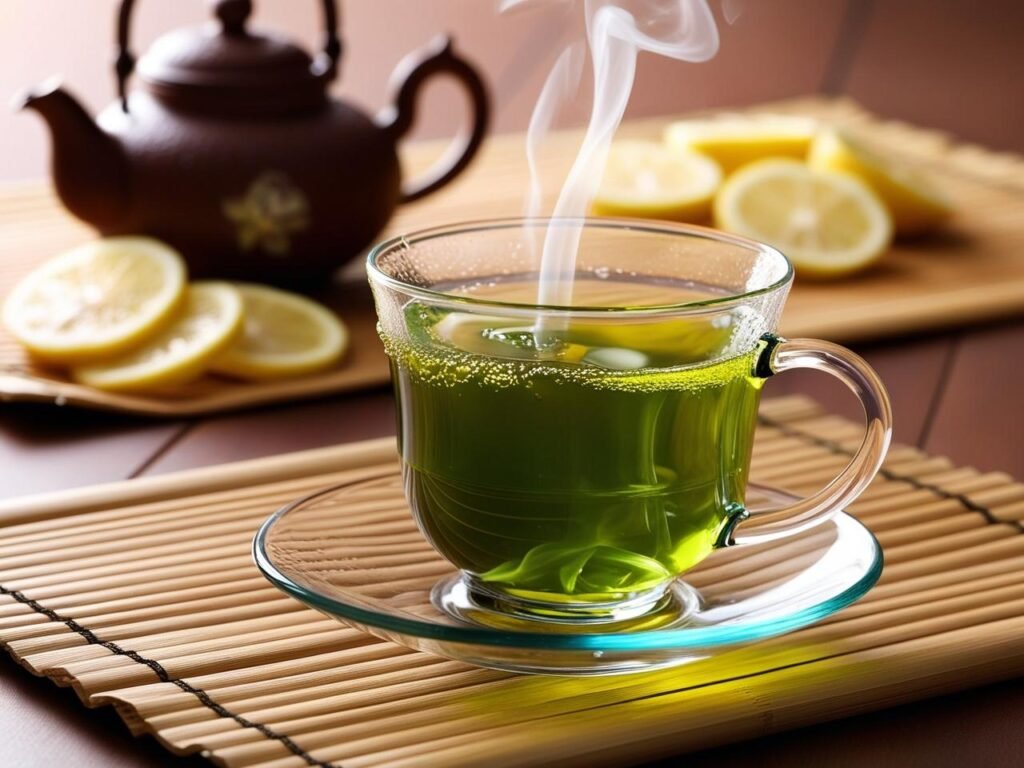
[1, 1, 1022, 181]
[0, 0, 847, 180]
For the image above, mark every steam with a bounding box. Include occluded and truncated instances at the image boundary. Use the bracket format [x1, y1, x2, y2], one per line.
[720, 0, 744, 25]
[502, 1, 719, 307]
[524, 43, 585, 221]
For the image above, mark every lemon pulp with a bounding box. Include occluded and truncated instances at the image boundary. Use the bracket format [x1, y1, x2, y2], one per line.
[714, 158, 893, 279]
[809, 129, 952, 236]
[592, 140, 722, 222]
[211, 283, 348, 381]
[72, 282, 244, 393]
[2, 237, 186, 363]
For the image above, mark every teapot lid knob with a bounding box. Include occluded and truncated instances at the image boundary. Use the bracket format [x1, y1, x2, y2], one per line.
[211, 0, 252, 36]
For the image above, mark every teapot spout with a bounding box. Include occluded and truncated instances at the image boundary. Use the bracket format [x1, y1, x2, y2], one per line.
[17, 79, 130, 230]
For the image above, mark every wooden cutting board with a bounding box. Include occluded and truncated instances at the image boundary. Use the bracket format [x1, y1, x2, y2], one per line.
[2, 96, 1023, 416]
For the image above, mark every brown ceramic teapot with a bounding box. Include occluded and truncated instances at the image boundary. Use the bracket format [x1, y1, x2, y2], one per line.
[19, 0, 489, 285]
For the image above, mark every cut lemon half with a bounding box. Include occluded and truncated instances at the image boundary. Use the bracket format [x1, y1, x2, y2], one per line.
[714, 159, 893, 279]
[210, 283, 347, 381]
[2, 237, 186, 363]
[665, 114, 818, 174]
[72, 282, 243, 392]
[808, 128, 952, 236]
[591, 140, 722, 222]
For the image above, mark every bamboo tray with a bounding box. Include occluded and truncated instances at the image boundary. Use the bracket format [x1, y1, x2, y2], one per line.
[1, 395, 1023, 767]
[3, 97, 1024, 416]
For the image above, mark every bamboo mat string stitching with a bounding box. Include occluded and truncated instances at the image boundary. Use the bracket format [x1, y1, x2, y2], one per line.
[1, 418, 1020, 768]
[0, 582, 338, 768]
[757, 414, 1024, 532]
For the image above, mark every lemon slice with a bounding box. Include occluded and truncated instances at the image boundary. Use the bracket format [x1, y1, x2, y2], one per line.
[210, 283, 347, 381]
[569, 318, 731, 362]
[2, 237, 186, 363]
[591, 140, 722, 222]
[72, 282, 243, 392]
[714, 159, 893, 279]
[808, 129, 952, 236]
[665, 114, 818, 174]
[433, 312, 548, 361]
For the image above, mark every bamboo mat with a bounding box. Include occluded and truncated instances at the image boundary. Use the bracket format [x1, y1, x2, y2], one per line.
[4, 96, 1024, 416]
[1, 395, 1023, 767]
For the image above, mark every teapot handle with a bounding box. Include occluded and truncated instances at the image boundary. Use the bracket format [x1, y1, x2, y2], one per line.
[114, 0, 343, 112]
[379, 36, 490, 204]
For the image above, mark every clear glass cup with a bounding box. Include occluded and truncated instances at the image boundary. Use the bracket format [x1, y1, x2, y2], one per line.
[367, 218, 891, 626]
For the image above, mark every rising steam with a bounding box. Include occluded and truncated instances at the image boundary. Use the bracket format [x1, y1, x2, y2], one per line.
[501, 0, 720, 307]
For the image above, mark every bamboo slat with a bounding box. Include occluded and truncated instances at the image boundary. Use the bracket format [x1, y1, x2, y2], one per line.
[3, 97, 1024, 417]
[1, 395, 1023, 767]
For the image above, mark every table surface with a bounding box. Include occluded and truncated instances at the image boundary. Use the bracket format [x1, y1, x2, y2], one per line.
[4, 1, 1024, 765]
[5, 321, 1024, 768]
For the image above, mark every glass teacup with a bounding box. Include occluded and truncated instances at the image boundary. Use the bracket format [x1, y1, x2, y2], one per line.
[368, 218, 891, 625]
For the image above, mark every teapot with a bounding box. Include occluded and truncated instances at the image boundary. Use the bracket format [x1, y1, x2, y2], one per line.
[19, 0, 489, 285]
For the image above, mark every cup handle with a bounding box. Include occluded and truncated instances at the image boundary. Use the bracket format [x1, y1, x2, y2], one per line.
[378, 36, 490, 204]
[718, 334, 893, 547]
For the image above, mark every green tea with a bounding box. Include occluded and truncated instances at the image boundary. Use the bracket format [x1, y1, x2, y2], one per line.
[384, 278, 764, 604]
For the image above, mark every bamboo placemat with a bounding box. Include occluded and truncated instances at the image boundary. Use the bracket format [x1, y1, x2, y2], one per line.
[1, 395, 1023, 767]
[4, 97, 1024, 416]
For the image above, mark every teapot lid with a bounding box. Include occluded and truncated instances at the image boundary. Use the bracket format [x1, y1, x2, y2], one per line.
[136, 0, 336, 115]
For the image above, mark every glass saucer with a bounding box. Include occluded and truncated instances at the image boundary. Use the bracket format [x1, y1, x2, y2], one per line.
[254, 470, 882, 676]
